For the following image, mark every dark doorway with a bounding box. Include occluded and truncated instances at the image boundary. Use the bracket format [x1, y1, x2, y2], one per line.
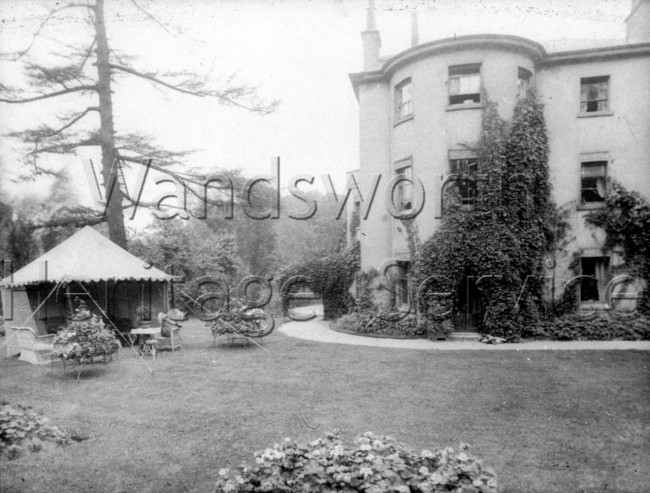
[454, 276, 483, 331]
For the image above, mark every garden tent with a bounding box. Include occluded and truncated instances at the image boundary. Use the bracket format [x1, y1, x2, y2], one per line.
[1, 226, 175, 345]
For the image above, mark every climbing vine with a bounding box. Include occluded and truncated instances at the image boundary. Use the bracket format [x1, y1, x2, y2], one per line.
[416, 90, 559, 340]
[585, 181, 650, 314]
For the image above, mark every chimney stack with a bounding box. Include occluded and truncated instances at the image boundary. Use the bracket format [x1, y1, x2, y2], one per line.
[411, 11, 419, 47]
[362, 0, 381, 69]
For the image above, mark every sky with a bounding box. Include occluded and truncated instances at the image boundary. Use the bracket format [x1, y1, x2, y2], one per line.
[0, 0, 630, 223]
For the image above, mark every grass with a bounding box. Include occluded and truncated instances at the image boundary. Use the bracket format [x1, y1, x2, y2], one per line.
[1, 318, 649, 493]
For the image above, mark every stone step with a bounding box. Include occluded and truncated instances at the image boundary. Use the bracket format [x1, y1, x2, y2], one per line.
[449, 332, 482, 341]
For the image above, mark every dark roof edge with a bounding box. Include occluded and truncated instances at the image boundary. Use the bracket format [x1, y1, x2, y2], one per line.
[540, 42, 650, 66]
[349, 38, 650, 93]
[349, 34, 546, 94]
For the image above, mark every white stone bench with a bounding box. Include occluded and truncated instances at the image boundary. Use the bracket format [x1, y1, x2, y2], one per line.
[11, 327, 55, 365]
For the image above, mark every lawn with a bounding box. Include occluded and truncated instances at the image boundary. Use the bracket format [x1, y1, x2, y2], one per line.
[1, 318, 649, 493]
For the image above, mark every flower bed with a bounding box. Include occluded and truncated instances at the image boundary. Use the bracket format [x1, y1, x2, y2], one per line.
[0, 402, 70, 460]
[214, 431, 497, 493]
[333, 311, 429, 338]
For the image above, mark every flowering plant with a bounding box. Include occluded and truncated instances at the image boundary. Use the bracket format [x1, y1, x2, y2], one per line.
[214, 431, 497, 493]
[52, 315, 119, 362]
[208, 303, 271, 338]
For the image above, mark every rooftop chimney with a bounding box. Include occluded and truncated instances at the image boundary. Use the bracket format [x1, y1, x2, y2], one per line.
[626, 0, 650, 42]
[362, 0, 381, 69]
[411, 11, 419, 47]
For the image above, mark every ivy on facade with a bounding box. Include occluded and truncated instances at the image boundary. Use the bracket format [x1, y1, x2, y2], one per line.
[585, 181, 650, 314]
[416, 91, 559, 340]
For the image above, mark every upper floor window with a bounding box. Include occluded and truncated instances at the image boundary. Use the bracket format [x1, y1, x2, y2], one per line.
[395, 78, 413, 121]
[581, 161, 607, 204]
[580, 76, 609, 113]
[394, 159, 413, 211]
[517, 67, 532, 98]
[448, 64, 481, 105]
[449, 154, 478, 207]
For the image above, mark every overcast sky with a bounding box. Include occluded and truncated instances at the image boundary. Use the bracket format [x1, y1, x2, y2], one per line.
[0, 0, 629, 216]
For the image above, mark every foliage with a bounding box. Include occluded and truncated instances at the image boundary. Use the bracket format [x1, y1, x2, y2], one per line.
[275, 191, 347, 268]
[214, 431, 497, 493]
[416, 91, 558, 340]
[51, 314, 120, 362]
[0, 402, 70, 460]
[208, 306, 271, 338]
[129, 218, 243, 303]
[334, 312, 428, 338]
[585, 181, 650, 314]
[526, 313, 650, 341]
[278, 243, 359, 320]
[1, 0, 277, 246]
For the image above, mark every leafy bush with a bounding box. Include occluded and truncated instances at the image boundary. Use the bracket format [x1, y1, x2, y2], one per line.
[278, 243, 359, 320]
[208, 306, 271, 338]
[334, 311, 428, 338]
[526, 313, 650, 341]
[0, 402, 70, 460]
[52, 314, 119, 362]
[214, 432, 497, 493]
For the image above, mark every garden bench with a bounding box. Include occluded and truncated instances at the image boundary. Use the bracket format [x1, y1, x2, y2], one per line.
[10, 327, 55, 365]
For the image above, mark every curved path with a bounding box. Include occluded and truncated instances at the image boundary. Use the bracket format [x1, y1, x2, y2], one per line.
[279, 307, 650, 351]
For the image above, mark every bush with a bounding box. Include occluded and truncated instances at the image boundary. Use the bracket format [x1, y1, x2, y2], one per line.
[0, 402, 70, 459]
[526, 313, 650, 341]
[52, 314, 120, 363]
[334, 311, 428, 338]
[208, 305, 272, 338]
[278, 244, 359, 321]
[214, 431, 497, 493]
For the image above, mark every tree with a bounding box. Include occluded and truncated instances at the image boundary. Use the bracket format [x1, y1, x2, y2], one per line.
[1, 0, 277, 248]
[129, 218, 243, 304]
[275, 191, 347, 268]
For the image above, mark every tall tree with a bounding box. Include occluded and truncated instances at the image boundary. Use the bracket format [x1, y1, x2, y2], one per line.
[0, 0, 276, 248]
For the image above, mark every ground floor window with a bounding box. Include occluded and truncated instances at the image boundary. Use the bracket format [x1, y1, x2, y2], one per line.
[390, 260, 411, 308]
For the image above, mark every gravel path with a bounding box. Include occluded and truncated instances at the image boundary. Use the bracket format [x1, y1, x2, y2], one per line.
[279, 309, 650, 351]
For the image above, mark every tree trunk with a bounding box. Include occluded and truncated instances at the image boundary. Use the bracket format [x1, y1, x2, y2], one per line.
[94, 0, 127, 248]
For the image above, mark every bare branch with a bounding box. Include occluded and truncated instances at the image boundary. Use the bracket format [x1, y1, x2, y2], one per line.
[0, 84, 97, 103]
[109, 63, 278, 114]
[27, 137, 101, 155]
[46, 107, 99, 137]
[1, 4, 95, 61]
[130, 0, 179, 38]
[31, 214, 105, 230]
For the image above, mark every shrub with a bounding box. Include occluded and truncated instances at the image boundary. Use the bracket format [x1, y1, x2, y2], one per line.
[334, 311, 428, 338]
[0, 402, 70, 459]
[526, 313, 650, 341]
[214, 431, 497, 493]
[52, 314, 120, 363]
[208, 305, 272, 338]
[278, 244, 359, 320]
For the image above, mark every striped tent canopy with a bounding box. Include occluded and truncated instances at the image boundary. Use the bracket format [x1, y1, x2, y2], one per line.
[0, 226, 173, 288]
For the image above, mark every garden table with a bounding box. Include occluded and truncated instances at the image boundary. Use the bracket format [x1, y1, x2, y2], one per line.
[129, 327, 161, 358]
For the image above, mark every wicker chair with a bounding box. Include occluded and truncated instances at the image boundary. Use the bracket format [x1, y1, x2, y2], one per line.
[154, 312, 182, 352]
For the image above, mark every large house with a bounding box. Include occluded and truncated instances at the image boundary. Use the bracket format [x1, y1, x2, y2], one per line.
[347, 0, 649, 329]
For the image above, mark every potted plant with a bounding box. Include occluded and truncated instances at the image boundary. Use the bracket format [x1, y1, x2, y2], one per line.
[135, 304, 151, 327]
